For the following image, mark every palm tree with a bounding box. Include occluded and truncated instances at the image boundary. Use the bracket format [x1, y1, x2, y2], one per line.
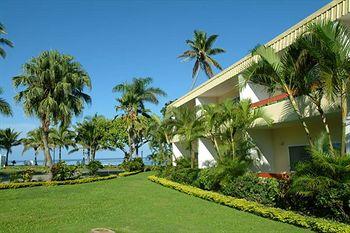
[22, 128, 45, 165]
[244, 45, 314, 147]
[179, 30, 226, 89]
[0, 23, 13, 116]
[0, 22, 13, 59]
[13, 50, 91, 167]
[73, 115, 112, 161]
[147, 115, 172, 165]
[281, 35, 335, 152]
[0, 128, 21, 166]
[50, 126, 76, 162]
[113, 77, 166, 159]
[300, 21, 350, 156]
[0, 87, 11, 116]
[166, 106, 204, 168]
[202, 99, 271, 161]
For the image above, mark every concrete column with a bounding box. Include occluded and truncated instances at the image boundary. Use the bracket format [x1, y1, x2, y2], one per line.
[172, 142, 188, 166]
[195, 97, 217, 168]
[198, 138, 217, 168]
[346, 97, 350, 153]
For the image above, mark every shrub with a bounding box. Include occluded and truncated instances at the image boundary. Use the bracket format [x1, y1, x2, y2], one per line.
[174, 157, 191, 169]
[169, 168, 200, 185]
[86, 160, 103, 176]
[51, 161, 77, 181]
[122, 157, 145, 172]
[288, 141, 350, 222]
[148, 175, 350, 233]
[22, 168, 35, 182]
[220, 173, 280, 206]
[195, 168, 222, 191]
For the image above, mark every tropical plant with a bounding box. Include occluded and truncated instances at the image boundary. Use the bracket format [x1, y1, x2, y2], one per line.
[113, 77, 166, 160]
[73, 115, 113, 161]
[86, 160, 103, 176]
[299, 20, 350, 156]
[13, 50, 91, 167]
[0, 23, 13, 116]
[107, 117, 129, 159]
[290, 134, 350, 221]
[50, 126, 76, 162]
[22, 128, 45, 166]
[0, 22, 13, 59]
[147, 115, 172, 166]
[178, 30, 225, 88]
[0, 87, 11, 116]
[0, 128, 21, 166]
[202, 99, 271, 161]
[166, 106, 204, 168]
[244, 45, 314, 146]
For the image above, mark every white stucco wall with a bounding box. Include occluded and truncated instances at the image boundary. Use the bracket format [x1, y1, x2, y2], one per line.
[198, 138, 217, 168]
[238, 74, 270, 103]
[172, 142, 188, 166]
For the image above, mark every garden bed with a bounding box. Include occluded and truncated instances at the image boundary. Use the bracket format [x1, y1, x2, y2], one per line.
[148, 175, 350, 233]
[0, 171, 141, 190]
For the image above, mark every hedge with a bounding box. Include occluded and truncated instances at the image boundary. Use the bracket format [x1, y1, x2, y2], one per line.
[0, 171, 142, 190]
[148, 175, 350, 233]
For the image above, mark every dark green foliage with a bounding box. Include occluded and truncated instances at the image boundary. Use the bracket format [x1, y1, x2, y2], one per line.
[195, 168, 221, 191]
[122, 157, 145, 172]
[175, 157, 191, 169]
[287, 147, 350, 222]
[221, 173, 280, 206]
[169, 168, 200, 185]
[86, 160, 103, 176]
[51, 161, 78, 181]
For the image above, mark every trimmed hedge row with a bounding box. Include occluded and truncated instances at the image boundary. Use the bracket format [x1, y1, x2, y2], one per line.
[148, 175, 350, 233]
[0, 171, 141, 190]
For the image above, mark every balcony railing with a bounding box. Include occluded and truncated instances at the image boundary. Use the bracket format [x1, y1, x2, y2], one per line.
[251, 93, 289, 108]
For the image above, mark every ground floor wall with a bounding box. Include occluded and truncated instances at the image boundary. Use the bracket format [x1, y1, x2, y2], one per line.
[250, 114, 341, 172]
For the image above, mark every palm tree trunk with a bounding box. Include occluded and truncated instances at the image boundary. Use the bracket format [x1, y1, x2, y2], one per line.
[189, 143, 194, 169]
[59, 146, 62, 162]
[284, 86, 313, 147]
[87, 148, 91, 163]
[341, 86, 347, 156]
[315, 103, 334, 153]
[41, 121, 53, 167]
[5, 149, 9, 166]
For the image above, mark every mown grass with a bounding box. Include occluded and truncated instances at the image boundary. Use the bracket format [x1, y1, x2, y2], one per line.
[0, 172, 311, 233]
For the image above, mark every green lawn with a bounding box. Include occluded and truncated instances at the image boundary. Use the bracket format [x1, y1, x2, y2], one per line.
[0, 172, 311, 233]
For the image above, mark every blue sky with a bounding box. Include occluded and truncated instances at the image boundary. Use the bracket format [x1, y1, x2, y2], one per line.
[0, 0, 330, 162]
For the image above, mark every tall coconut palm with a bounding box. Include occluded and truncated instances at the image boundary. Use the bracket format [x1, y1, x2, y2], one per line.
[179, 30, 226, 89]
[0, 22, 13, 59]
[50, 126, 76, 162]
[113, 77, 166, 159]
[244, 45, 314, 147]
[13, 50, 91, 167]
[0, 128, 21, 166]
[166, 106, 204, 168]
[0, 87, 11, 116]
[300, 21, 350, 156]
[22, 128, 45, 165]
[0, 23, 13, 116]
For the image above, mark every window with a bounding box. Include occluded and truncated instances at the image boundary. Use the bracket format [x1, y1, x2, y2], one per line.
[288, 145, 310, 171]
